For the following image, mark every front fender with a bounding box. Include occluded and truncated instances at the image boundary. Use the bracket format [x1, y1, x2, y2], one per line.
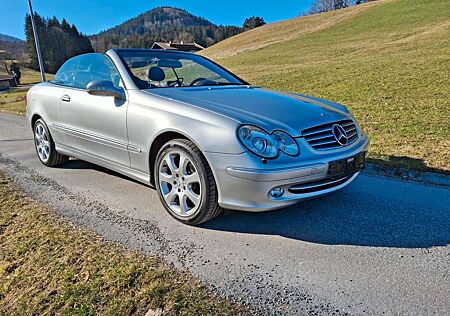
[26, 83, 67, 145]
[126, 90, 245, 174]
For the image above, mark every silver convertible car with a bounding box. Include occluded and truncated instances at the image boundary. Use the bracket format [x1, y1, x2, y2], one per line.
[27, 49, 369, 224]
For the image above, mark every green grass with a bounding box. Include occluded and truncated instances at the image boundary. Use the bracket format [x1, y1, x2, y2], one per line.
[0, 89, 27, 114]
[203, 0, 450, 173]
[0, 67, 49, 85]
[16, 68, 51, 85]
[0, 172, 249, 316]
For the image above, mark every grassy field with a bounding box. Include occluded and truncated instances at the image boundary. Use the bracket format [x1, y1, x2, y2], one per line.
[0, 89, 27, 114]
[202, 0, 450, 173]
[0, 172, 248, 315]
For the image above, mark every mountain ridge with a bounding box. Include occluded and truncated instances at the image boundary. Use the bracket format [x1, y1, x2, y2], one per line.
[90, 7, 242, 52]
[0, 33, 24, 43]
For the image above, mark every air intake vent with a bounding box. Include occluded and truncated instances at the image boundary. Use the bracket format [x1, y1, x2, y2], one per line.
[302, 120, 358, 150]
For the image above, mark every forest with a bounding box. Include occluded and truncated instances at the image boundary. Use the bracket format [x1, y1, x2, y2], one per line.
[90, 7, 243, 52]
[25, 14, 93, 74]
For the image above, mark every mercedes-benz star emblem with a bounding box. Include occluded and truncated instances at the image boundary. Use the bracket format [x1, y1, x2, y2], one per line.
[332, 124, 348, 146]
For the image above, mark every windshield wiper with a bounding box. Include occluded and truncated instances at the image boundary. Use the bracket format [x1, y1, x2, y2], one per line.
[202, 82, 243, 87]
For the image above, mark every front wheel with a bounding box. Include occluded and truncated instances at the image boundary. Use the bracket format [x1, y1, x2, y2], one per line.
[33, 118, 68, 167]
[154, 139, 222, 225]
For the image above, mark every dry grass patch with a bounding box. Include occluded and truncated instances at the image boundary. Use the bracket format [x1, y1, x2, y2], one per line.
[0, 172, 249, 316]
[18, 68, 50, 85]
[201, 0, 385, 60]
[0, 89, 27, 114]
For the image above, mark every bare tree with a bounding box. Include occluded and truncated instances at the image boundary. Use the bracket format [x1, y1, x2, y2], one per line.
[0, 50, 12, 74]
[356, 0, 379, 4]
[307, 0, 352, 15]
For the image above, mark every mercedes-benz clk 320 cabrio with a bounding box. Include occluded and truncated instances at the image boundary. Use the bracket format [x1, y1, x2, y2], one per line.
[27, 49, 369, 224]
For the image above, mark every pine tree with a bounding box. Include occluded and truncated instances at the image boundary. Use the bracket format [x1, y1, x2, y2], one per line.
[243, 16, 266, 30]
[25, 13, 94, 74]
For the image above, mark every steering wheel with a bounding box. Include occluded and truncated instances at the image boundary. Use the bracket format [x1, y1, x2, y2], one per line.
[168, 78, 184, 87]
[190, 77, 210, 86]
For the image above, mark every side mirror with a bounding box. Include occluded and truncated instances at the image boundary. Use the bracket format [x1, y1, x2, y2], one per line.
[86, 80, 124, 99]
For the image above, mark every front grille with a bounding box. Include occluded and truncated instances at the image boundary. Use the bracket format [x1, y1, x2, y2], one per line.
[302, 119, 358, 150]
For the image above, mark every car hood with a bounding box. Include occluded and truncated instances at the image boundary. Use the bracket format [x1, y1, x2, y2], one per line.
[146, 86, 350, 137]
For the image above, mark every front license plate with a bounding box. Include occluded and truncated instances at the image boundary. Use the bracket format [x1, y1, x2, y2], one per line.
[328, 152, 366, 180]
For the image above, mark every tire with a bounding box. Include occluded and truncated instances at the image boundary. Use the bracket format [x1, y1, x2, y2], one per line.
[154, 139, 222, 225]
[33, 118, 68, 167]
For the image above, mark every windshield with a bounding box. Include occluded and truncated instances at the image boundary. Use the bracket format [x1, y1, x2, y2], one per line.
[117, 50, 245, 89]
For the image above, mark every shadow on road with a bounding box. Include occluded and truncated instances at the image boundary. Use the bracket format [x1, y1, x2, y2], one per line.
[201, 184, 450, 249]
[58, 158, 449, 249]
[59, 158, 148, 186]
[367, 155, 450, 176]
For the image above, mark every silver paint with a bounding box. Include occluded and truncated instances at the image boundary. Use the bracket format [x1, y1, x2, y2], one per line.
[26, 49, 369, 212]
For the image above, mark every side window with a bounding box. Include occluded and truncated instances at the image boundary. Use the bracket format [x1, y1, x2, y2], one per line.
[52, 57, 79, 87]
[73, 53, 121, 90]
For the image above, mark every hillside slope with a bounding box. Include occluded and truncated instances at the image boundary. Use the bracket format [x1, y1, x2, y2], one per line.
[202, 0, 450, 172]
[203, 1, 382, 60]
[90, 7, 242, 52]
[0, 33, 26, 60]
[0, 33, 23, 43]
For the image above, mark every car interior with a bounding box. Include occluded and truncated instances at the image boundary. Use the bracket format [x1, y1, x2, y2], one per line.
[122, 54, 240, 89]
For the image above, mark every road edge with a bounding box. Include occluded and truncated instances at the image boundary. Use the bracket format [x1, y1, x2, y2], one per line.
[363, 163, 450, 188]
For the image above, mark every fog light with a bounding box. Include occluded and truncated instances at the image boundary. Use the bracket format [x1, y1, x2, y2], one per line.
[270, 186, 284, 198]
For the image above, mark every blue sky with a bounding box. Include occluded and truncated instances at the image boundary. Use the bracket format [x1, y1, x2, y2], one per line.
[2, 0, 315, 40]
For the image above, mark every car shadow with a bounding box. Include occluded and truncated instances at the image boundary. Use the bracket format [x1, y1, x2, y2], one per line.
[367, 155, 450, 176]
[59, 158, 148, 186]
[58, 158, 449, 249]
[201, 185, 450, 249]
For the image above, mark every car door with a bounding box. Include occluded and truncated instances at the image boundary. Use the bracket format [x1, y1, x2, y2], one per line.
[41, 57, 80, 147]
[60, 53, 130, 167]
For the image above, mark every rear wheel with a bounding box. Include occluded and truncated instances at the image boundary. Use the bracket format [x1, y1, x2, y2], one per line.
[154, 139, 222, 225]
[33, 119, 68, 167]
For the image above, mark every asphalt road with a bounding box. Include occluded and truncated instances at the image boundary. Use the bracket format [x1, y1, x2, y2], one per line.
[1, 113, 449, 315]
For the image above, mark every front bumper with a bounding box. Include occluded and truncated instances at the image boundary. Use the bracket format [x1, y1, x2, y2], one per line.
[204, 134, 369, 212]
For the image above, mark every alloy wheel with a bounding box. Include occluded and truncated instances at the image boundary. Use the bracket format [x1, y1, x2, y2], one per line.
[34, 122, 51, 163]
[158, 151, 202, 217]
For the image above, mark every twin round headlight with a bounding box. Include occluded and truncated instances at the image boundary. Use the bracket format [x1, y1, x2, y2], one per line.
[238, 125, 299, 158]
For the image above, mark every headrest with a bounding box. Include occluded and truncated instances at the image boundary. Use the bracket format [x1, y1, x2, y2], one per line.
[147, 66, 165, 82]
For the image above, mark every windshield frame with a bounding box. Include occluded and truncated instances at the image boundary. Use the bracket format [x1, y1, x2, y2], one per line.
[115, 49, 249, 90]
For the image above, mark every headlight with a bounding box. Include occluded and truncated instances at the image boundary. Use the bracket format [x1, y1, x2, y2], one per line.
[238, 125, 278, 158]
[273, 131, 299, 156]
[237, 125, 299, 158]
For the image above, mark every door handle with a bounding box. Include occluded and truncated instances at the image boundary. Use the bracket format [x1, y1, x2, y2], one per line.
[61, 95, 71, 102]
